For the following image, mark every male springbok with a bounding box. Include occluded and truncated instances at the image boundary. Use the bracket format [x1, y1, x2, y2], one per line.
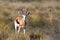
[14, 8, 30, 34]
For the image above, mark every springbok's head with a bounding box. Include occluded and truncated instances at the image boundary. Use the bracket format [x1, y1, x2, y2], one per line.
[17, 8, 30, 20]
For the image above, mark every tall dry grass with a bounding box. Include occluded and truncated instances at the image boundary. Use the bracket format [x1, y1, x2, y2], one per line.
[0, 1, 60, 40]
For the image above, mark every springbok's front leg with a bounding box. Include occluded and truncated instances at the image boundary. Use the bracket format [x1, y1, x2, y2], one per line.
[23, 28, 25, 34]
[23, 26, 26, 34]
[18, 26, 21, 33]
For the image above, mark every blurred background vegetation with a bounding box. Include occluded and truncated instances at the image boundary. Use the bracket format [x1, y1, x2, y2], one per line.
[0, 0, 60, 40]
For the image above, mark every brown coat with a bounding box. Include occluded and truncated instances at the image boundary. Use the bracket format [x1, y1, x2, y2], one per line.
[14, 16, 25, 27]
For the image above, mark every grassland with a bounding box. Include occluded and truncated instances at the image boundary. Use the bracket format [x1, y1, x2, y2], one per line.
[0, 1, 60, 40]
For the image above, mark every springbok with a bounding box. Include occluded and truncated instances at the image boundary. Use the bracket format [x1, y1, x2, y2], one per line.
[14, 8, 30, 34]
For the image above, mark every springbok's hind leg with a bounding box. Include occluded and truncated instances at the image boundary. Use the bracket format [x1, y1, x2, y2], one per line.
[14, 21, 17, 32]
[15, 24, 17, 32]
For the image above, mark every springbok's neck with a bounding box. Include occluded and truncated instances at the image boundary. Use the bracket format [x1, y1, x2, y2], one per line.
[22, 15, 26, 21]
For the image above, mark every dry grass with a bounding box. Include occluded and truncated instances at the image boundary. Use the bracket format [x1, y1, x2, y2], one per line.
[0, 1, 60, 40]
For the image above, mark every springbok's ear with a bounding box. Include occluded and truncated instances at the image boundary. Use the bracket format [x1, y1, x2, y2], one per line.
[27, 11, 30, 16]
[28, 12, 30, 15]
